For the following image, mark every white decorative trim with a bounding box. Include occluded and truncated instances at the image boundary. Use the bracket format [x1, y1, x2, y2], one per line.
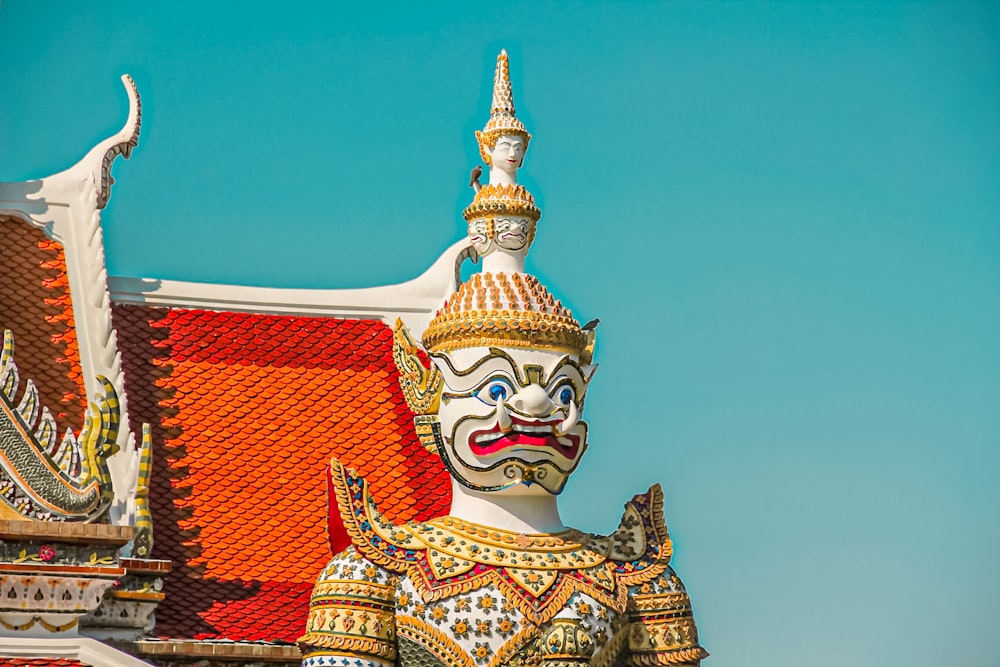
[108, 238, 475, 340]
[0, 636, 154, 665]
[1, 73, 476, 534]
[0, 76, 146, 528]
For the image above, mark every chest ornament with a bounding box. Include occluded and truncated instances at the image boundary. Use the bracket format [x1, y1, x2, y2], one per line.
[329, 458, 672, 627]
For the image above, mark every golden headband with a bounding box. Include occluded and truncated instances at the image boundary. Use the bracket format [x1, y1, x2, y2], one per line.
[463, 184, 541, 222]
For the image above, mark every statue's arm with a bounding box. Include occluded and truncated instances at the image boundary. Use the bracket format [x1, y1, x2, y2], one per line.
[625, 567, 709, 666]
[298, 546, 398, 666]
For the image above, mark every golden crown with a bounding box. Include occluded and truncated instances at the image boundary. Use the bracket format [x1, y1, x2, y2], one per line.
[422, 272, 587, 357]
[476, 50, 531, 164]
[463, 184, 541, 222]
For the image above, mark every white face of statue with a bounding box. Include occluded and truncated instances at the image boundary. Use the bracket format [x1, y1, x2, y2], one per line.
[487, 135, 526, 174]
[494, 217, 533, 252]
[467, 219, 492, 255]
[431, 346, 596, 496]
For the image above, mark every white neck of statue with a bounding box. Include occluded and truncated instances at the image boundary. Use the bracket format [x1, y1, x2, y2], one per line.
[488, 167, 518, 187]
[448, 480, 565, 534]
[481, 251, 525, 274]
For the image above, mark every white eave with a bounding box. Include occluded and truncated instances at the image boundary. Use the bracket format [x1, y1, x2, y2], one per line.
[107, 237, 475, 339]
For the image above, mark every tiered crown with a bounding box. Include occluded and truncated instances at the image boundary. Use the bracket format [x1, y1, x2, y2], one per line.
[422, 51, 587, 359]
[463, 184, 541, 223]
[422, 272, 586, 356]
[475, 50, 531, 164]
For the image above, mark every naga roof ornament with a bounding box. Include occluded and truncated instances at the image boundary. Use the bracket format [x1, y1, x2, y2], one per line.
[0, 330, 118, 522]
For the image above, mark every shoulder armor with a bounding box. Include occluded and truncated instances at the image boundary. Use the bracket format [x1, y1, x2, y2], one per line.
[298, 545, 398, 661]
[606, 484, 673, 587]
[625, 567, 708, 665]
[328, 458, 426, 572]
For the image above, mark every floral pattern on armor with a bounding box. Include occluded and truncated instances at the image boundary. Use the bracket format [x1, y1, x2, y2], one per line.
[395, 577, 531, 666]
[625, 568, 708, 665]
[327, 459, 672, 627]
[299, 546, 398, 662]
[300, 460, 706, 666]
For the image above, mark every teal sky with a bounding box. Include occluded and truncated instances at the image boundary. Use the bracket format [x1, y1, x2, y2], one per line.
[2, 2, 998, 665]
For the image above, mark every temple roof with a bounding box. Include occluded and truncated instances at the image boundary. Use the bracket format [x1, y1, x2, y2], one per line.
[1, 73, 464, 648]
[0, 217, 86, 434]
[111, 305, 452, 641]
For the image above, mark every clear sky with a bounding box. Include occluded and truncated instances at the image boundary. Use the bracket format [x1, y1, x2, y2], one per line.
[2, 2, 998, 665]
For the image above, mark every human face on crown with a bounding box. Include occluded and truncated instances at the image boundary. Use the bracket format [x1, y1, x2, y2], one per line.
[487, 135, 525, 175]
[431, 346, 595, 496]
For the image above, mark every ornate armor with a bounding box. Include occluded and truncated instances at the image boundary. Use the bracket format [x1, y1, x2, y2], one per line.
[299, 50, 707, 667]
[299, 463, 706, 666]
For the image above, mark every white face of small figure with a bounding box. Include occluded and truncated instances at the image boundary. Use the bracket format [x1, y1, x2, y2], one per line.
[494, 217, 533, 252]
[468, 219, 492, 255]
[432, 346, 596, 496]
[486, 135, 526, 175]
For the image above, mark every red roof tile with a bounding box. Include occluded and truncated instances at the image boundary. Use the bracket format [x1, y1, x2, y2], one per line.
[112, 305, 452, 642]
[0, 216, 86, 432]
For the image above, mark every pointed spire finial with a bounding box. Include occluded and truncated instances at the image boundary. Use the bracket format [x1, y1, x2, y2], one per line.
[491, 49, 515, 115]
[476, 50, 531, 169]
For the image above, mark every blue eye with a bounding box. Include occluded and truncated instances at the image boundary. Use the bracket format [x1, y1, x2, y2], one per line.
[558, 386, 575, 406]
[477, 378, 514, 405]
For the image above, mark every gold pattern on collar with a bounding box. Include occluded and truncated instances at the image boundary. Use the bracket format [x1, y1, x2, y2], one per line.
[329, 458, 670, 626]
[405, 516, 615, 571]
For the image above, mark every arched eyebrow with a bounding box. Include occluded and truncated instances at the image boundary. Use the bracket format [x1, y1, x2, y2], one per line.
[431, 348, 519, 378]
[542, 355, 585, 386]
[431, 349, 585, 386]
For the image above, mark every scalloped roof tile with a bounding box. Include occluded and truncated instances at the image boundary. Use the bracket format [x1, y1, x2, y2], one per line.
[112, 305, 452, 642]
[0, 216, 86, 432]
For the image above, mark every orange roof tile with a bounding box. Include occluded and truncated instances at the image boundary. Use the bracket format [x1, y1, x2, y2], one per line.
[0, 216, 86, 432]
[112, 305, 452, 641]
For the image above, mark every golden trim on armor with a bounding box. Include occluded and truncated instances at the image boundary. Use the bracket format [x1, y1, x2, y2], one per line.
[397, 616, 477, 667]
[627, 610, 707, 666]
[300, 565, 398, 660]
[413, 517, 613, 569]
[590, 619, 630, 667]
[299, 633, 396, 661]
[627, 647, 708, 666]
[630, 591, 693, 613]
[398, 615, 541, 667]
[538, 617, 595, 665]
[329, 460, 671, 626]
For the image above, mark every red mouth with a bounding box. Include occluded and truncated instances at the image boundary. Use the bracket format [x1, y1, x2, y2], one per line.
[468, 416, 580, 458]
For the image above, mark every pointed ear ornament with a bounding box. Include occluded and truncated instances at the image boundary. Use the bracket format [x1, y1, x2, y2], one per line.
[392, 318, 444, 416]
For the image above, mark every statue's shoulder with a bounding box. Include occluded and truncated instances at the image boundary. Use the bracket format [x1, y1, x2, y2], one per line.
[607, 486, 709, 665]
[300, 545, 399, 661]
[599, 483, 673, 586]
[328, 458, 429, 574]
